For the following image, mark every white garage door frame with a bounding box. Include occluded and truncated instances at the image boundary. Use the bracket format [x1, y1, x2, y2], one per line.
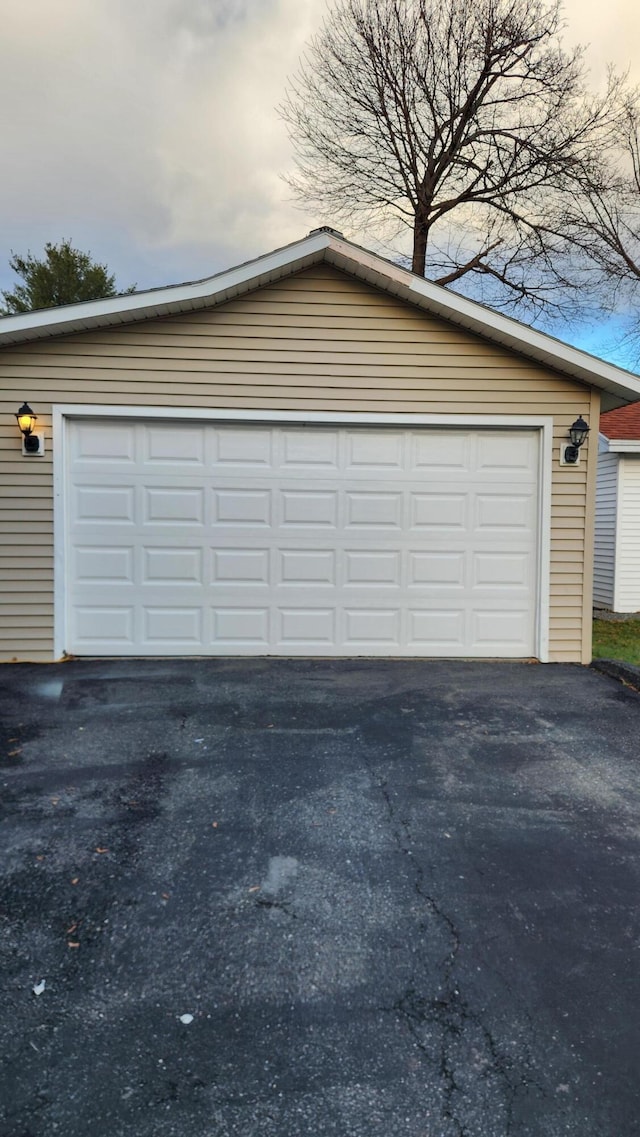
[52, 405, 553, 661]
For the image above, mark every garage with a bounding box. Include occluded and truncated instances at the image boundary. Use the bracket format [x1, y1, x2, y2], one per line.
[5, 230, 640, 664]
[62, 416, 541, 658]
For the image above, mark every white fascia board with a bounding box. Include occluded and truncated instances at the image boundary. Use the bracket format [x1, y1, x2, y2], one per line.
[604, 438, 640, 452]
[325, 242, 640, 404]
[0, 231, 332, 346]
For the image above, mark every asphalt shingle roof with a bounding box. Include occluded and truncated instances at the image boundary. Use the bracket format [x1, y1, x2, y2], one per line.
[600, 401, 640, 439]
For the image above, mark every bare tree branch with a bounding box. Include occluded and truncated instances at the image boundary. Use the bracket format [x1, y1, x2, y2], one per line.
[280, 0, 633, 317]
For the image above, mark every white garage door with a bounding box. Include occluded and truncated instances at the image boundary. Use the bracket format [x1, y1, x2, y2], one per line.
[64, 419, 540, 657]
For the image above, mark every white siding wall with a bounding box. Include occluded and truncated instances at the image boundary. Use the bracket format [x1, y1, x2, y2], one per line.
[594, 440, 618, 608]
[615, 455, 640, 612]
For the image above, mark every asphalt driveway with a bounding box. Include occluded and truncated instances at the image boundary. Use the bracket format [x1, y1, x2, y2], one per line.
[1, 659, 640, 1137]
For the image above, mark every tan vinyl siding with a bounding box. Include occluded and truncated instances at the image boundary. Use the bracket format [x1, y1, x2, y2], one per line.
[0, 263, 596, 662]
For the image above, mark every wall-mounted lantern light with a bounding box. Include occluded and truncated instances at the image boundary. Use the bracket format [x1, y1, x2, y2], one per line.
[562, 415, 589, 465]
[16, 402, 45, 455]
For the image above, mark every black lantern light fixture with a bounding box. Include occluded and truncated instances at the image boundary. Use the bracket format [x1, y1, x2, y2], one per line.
[16, 402, 44, 455]
[563, 415, 590, 465]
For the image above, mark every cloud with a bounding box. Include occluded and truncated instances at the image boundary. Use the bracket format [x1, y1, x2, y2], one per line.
[0, 0, 327, 290]
[0, 0, 636, 298]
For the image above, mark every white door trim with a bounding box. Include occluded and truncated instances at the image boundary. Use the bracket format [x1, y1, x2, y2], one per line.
[53, 405, 553, 661]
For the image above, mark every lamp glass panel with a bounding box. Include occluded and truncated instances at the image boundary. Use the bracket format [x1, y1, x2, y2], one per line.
[17, 412, 35, 434]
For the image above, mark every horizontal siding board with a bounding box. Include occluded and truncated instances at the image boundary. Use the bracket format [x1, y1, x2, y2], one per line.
[614, 456, 640, 611]
[594, 448, 618, 608]
[0, 365, 592, 388]
[0, 263, 594, 662]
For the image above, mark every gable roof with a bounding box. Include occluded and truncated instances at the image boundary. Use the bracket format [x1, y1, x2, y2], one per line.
[1, 227, 639, 409]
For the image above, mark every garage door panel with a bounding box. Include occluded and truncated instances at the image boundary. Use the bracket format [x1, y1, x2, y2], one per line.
[346, 492, 403, 528]
[476, 431, 537, 471]
[74, 485, 135, 523]
[475, 493, 536, 531]
[344, 608, 401, 644]
[472, 552, 530, 589]
[409, 552, 465, 587]
[213, 548, 270, 584]
[144, 424, 207, 465]
[277, 608, 336, 644]
[472, 609, 532, 649]
[143, 607, 203, 644]
[214, 489, 272, 526]
[70, 422, 136, 465]
[75, 545, 134, 583]
[408, 609, 466, 647]
[344, 550, 400, 586]
[216, 427, 273, 466]
[72, 606, 135, 645]
[282, 429, 338, 468]
[281, 491, 338, 527]
[65, 421, 540, 657]
[411, 432, 471, 471]
[143, 547, 203, 583]
[212, 607, 270, 645]
[411, 494, 467, 530]
[145, 487, 205, 525]
[279, 550, 337, 585]
[346, 430, 405, 469]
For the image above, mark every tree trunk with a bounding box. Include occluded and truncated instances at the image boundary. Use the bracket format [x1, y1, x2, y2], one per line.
[412, 214, 428, 276]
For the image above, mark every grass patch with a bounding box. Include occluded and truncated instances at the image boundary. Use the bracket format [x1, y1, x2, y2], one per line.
[593, 618, 640, 665]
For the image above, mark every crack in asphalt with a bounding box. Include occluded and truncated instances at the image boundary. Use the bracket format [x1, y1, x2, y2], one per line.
[255, 896, 298, 919]
[373, 773, 543, 1136]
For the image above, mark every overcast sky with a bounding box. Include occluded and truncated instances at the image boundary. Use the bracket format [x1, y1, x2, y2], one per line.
[1, 0, 638, 360]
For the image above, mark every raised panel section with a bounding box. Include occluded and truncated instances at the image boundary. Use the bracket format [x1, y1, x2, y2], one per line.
[216, 428, 272, 466]
[144, 607, 202, 643]
[281, 491, 337, 527]
[75, 486, 134, 523]
[144, 424, 205, 464]
[75, 546, 133, 582]
[214, 490, 271, 526]
[73, 607, 134, 643]
[346, 492, 402, 528]
[277, 608, 335, 643]
[281, 430, 338, 467]
[279, 550, 336, 584]
[411, 494, 466, 529]
[345, 551, 400, 586]
[346, 431, 404, 469]
[143, 548, 202, 583]
[344, 609, 400, 643]
[473, 553, 528, 588]
[146, 488, 204, 525]
[71, 422, 136, 463]
[213, 608, 269, 643]
[410, 552, 464, 587]
[476, 432, 536, 471]
[409, 610, 465, 646]
[412, 433, 470, 471]
[475, 494, 532, 531]
[213, 549, 269, 584]
[472, 610, 530, 646]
